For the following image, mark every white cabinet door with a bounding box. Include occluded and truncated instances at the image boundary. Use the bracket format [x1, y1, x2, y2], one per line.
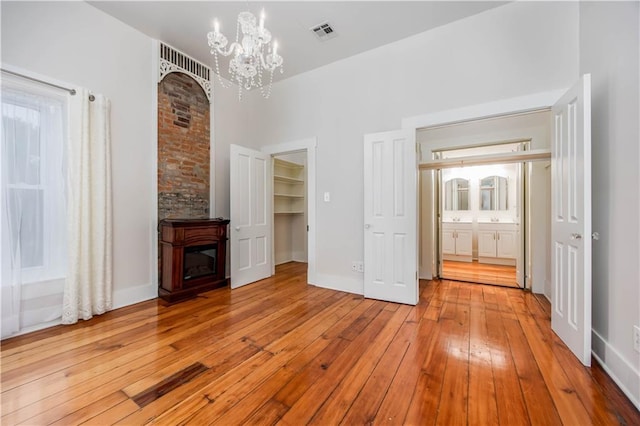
[497, 230, 517, 259]
[442, 229, 456, 255]
[230, 144, 272, 289]
[478, 230, 497, 257]
[455, 229, 473, 256]
[551, 74, 592, 366]
[364, 129, 418, 305]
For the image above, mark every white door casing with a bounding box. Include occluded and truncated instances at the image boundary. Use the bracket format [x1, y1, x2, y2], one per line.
[364, 129, 418, 305]
[230, 144, 272, 288]
[551, 74, 592, 366]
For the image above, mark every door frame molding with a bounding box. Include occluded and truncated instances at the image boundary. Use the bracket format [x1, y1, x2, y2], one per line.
[401, 89, 566, 130]
[262, 137, 317, 284]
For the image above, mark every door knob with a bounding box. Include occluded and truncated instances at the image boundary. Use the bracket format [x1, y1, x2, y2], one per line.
[364, 224, 371, 229]
[571, 233, 582, 240]
[235, 226, 240, 231]
[592, 232, 600, 240]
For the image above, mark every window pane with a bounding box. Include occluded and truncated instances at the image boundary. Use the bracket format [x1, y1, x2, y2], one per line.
[1, 75, 68, 337]
[7, 188, 44, 268]
[3, 102, 41, 185]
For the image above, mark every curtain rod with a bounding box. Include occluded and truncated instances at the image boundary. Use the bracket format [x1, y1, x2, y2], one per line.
[1, 68, 95, 101]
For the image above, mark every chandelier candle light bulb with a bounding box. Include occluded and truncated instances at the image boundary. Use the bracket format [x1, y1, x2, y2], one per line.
[207, 8, 283, 99]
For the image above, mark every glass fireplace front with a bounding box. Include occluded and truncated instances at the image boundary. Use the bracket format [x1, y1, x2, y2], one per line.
[183, 244, 217, 281]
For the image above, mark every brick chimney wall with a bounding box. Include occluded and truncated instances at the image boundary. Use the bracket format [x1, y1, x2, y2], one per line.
[158, 72, 210, 221]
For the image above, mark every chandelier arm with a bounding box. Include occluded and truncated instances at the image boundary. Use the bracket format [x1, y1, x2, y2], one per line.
[258, 52, 274, 71]
[213, 42, 242, 57]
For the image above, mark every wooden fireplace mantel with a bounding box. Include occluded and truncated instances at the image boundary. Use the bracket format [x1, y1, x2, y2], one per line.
[158, 218, 230, 303]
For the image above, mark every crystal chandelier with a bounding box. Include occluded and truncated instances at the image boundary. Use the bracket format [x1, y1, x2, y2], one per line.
[207, 9, 283, 99]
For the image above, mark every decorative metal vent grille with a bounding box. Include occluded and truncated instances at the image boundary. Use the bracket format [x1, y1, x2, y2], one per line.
[158, 42, 212, 102]
[310, 22, 337, 41]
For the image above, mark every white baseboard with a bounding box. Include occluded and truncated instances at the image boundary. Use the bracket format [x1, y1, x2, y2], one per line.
[292, 253, 307, 263]
[112, 282, 157, 310]
[592, 329, 640, 411]
[311, 272, 363, 296]
[275, 258, 293, 266]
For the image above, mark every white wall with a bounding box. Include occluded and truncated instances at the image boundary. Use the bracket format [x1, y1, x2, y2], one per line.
[579, 1, 640, 409]
[2, 2, 157, 307]
[212, 78, 256, 219]
[226, 1, 578, 294]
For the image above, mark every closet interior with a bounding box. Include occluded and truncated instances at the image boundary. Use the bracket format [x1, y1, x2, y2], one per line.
[273, 153, 307, 266]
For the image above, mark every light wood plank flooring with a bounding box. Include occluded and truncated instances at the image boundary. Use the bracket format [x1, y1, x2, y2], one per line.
[442, 259, 518, 287]
[1, 262, 638, 425]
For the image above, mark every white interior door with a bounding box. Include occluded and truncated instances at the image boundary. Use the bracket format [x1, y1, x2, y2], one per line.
[230, 144, 272, 289]
[551, 74, 592, 366]
[364, 129, 418, 305]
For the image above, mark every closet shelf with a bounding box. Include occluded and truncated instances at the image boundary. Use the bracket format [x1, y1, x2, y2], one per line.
[274, 193, 305, 199]
[274, 175, 304, 184]
[273, 158, 304, 170]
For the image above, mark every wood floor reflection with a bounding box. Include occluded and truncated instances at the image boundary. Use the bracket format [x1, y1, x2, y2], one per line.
[1, 262, 638, 425]
[442, 259, 518, 287]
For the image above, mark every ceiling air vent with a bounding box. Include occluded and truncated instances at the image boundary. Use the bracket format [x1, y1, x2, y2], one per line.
[310, 22, 337, 41]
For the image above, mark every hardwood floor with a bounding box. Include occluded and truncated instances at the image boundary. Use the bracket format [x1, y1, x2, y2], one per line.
[1, 262, 638, 425]
[442, 259, 518, 288]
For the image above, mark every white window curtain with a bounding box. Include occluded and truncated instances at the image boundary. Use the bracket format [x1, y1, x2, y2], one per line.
[1, 76, 68, 338]
[62, 88, 113, 324]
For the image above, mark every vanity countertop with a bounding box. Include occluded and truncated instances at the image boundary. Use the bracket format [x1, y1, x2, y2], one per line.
[477, 220, 520, 225]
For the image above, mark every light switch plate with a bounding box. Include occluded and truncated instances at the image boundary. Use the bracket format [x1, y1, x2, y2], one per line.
[324, 192, 330, 202]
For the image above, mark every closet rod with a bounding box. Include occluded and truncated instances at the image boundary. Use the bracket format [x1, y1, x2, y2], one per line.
[1, 68, 95, 101]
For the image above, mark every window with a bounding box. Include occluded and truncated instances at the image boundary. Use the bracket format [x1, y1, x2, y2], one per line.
[1, 74, 68, 337]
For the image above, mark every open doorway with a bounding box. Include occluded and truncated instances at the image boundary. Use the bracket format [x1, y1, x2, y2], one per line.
[436, 142, 525, 288]
[272, 152, 307, 266]
[261, 137, 317, 283]
[417, 110, 552, 296]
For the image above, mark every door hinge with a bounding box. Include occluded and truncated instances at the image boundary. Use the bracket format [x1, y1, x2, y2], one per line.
[307, 225, 309, 232]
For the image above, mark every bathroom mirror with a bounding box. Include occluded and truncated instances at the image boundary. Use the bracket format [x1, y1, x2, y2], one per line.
[444, 178, 469, 211]
[480, 176, 508, 210]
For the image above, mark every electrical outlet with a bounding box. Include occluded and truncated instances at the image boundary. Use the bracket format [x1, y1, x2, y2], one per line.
[356, 261, 364, 273]
[351, 261, 364, 273]
[633, 325, 640, 353]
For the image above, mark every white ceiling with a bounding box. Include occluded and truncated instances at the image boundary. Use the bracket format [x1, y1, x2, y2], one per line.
[88, 1, 507, 83]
